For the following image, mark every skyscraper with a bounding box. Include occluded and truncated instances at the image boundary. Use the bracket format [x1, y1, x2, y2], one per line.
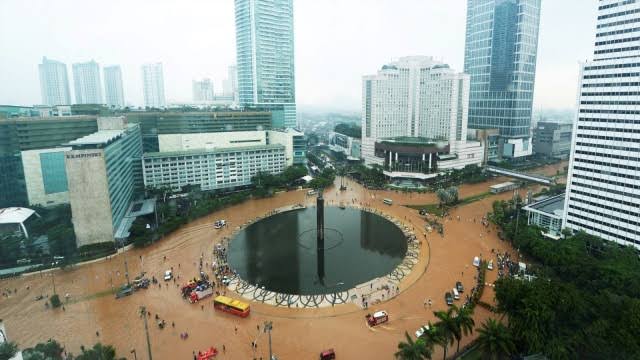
[38, 57, 71, 106]
[463, 0, 541, 160]
[104, 65, 125, 108]
[563, 0, 640, 248]
[141, 63, 166, 108]
[235, 0, 296, 128]
[192, 78, 214, 102]
[361, 56, 483, 170]
[72, 60, 103, 104]
[223, 65, 238, 102]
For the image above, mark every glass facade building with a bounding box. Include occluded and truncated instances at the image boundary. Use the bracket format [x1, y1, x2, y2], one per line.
[0, 116, 98, 208]
[235, 0, 297, 128]
[464, 0, 541, 154]
[104, 65, 125, 108]
[40, 151, 68, 194]
[72, 60, 103, 104]
[39, 57, 72, 106]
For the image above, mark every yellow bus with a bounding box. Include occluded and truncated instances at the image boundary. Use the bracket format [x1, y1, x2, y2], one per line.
[213, 295, 250, 317]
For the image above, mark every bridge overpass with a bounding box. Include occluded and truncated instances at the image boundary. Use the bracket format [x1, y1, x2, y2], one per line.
[486, 166, 555, 185]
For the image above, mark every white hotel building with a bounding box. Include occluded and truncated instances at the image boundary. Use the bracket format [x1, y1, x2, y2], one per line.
[563, 0, 640, 248]
[361, 56, 483, 174]
[142, 129, 302, 192]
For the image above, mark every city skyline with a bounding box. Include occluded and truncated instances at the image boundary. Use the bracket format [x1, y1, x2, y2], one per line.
[0, 0, 597, 111]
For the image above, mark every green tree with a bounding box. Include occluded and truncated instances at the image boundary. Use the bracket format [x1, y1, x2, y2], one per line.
[75, 343, 124, 360]
[433, 306, 460, 360]
[395, 332, 432, 360]
[454, 306, 475, 353]
[47, 224, 76, 257]
[0, 341, 19, 360]
[50, 294, 61, 308]
[475, 318, 515, 360]
[22, 339, 65, 360]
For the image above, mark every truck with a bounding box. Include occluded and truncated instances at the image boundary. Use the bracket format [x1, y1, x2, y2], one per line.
[189, 287, 214, 303]
[366, 311, 389, 327]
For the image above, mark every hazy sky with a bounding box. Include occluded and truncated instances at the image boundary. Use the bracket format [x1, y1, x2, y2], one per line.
[0, 0, 597, 111]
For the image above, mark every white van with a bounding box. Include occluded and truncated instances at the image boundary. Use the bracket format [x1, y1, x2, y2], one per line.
[452, 288, 460, 300]
[307, 190, 317, 196]
[473, 256, 480, 267]
[383, 198, 393, 205]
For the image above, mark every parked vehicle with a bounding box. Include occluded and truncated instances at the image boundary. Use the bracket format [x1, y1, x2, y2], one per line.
[445, 292, 454, 306]
[452, 288, 460, 300]
[473, 256, 480, 267]
[456, 281, 464, 293]
[415, 325, 431, 338]
[383, 198, 393, 205]
[189, 286, 214, 303]
[419, 209, 428, 216]
[320, 349, 336, 360]
[488, 260, 494, 270]
[366, 311, 389, 326]
[133, 278, 150, 290]
[115, 285, 133, 299]
[214, 220, 226, 229]
[164, 270, 173, 281]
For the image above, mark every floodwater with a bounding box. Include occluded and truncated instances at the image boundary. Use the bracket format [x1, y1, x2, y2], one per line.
[0, 162, 566, 360]
[229, 207, 407, 294]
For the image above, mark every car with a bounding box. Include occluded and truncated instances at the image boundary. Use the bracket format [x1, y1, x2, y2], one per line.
[452, 288, 460, 300]
[473, 256, 480, 267]
[419, 209, 428, 216]
[456, 281, 464, 293]
[319, 349, 336, 360]
[445, 292, 454, 306]
[415, 325, 431, 338]
[164, 270, 173, 281]
[488, 260, 494, 270]
[115, 285, 133, 299]
[214, 220, 226, 229]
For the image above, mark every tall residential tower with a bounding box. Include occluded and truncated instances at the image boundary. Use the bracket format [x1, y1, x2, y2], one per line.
[192, 78, 214, 102]
[563, 0, 640, 248]
[38, 57, 71, 106]
[72, 60, 103, 104]
[104, 65, 125, 108]
[235, 0, 296, 128]
[141, 63, 166, 109]
[463, 0, 541, 160]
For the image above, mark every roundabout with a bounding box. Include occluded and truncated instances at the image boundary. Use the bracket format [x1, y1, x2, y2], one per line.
[0, 173, 538, 360]
[224, 203, 421, 308]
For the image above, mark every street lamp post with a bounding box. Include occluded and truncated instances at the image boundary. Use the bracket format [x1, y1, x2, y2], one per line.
[140, 306, 153, 360]
[264, 321, 274, 360]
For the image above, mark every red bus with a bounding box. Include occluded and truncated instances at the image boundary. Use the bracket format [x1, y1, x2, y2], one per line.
[213, 295, 250, 317]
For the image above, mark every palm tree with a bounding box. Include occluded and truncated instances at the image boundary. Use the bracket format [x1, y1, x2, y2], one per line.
[0, 341, 19, 360]
[434, 306, 461, 360]
[395, 331, 432, 360]
[455, 306, 475, 353]
[476, 318, 516, 360]
[416, 322, 441, 358]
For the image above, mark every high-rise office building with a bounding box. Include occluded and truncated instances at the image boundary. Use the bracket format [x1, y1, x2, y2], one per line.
[39, 57, 71, 106]
[223, 65, 238, 102]
[141, 63, 166, 108]
[463, 0, 541, 160]
[72, 60, 103, 104]
[563, 0, 640, 248]
[235, 0, 296, 128]
[66, 117, 143, 246]
[192, 78, 215, 102]
[104, 65, 125, 108]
